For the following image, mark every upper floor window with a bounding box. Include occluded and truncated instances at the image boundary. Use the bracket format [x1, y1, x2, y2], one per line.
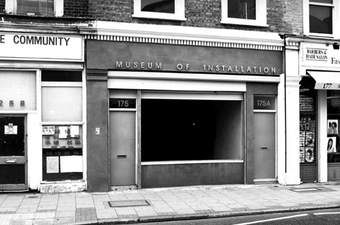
[133, 0, 185, 21]
[221, 0, 267, 26]
[309, 0, 333, 34]
[5, 0, 64, 17]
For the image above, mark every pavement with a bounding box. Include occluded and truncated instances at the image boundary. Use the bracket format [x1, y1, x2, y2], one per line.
[1, 183, 340, 225]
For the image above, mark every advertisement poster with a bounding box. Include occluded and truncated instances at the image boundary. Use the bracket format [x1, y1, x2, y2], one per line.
[305, 148, 314, 163]
[328, 119, 338, 135]
[327, 137, 337, 153]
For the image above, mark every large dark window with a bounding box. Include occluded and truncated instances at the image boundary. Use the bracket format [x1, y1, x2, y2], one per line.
[327, 91, 340, 163]
[228, 0, 256, 20]
[17, 0, 54, 16]
[141, 99, 243, 162]
[309, 0, 333, 34]
[141, 0, 174, 13]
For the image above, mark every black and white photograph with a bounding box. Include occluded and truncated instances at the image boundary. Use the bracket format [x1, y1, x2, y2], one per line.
[2, 1, 340, 225]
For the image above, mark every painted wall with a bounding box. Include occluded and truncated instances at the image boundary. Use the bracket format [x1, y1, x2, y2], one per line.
[86, 71, 109, 192]
[142, 163, 243, 188]
[213, 101, 242, 159]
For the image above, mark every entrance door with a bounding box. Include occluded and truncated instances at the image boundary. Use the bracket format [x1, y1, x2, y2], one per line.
[109, 111, 136, 187]
[254, 112, 276, 181]
[0, 116, 26, 191]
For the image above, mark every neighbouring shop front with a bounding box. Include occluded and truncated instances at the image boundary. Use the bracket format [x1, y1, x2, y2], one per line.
[0, 31, 85, 192]
[85, 34, 283, 191]
[299, 41, 340, 183]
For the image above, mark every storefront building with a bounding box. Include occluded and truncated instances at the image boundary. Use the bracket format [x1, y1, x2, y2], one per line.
[297, 39, 340, 183]
[0, 29, 86, 192]
[85, 23, 285, 191]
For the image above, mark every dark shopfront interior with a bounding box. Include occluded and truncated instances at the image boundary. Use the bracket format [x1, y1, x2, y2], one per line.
[141, 99, 243, 162]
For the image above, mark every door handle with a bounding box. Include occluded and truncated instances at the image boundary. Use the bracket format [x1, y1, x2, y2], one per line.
[5, 159, 17, 164]
[260, 146, 268, 150]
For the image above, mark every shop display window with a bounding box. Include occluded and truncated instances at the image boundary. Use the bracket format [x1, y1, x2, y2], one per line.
[327, 91, 340, 163]
[41, 70, 84, 181]
[42, 125, 83, 181]
[141, 99, 243, 161]
[299, 88, 317, 164]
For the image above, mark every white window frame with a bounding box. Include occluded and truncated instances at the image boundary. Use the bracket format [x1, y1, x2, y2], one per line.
[5, 0, 64, 17]
[304, 0, 340, 37]
[221, 0, 267, 27]
[133, 0, 186, 21]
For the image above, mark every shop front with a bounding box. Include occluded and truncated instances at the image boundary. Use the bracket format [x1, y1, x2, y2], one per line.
[299, 41, 340, 183]
[85, 28, 284, 191]
[0, 30, 85, 192]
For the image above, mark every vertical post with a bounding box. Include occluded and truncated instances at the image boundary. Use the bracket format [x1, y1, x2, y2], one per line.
[318, 90, 328, 182]
[136, 90, 142, 188]
[279, 38, 301, 185]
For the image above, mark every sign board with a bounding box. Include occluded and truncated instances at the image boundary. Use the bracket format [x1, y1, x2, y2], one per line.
[301, 42, 340, 68]
[87, 41, 282, 76]
[254, 95, 275, 110]
[110, 99, 136, 109]
[0, 32, 83, 61]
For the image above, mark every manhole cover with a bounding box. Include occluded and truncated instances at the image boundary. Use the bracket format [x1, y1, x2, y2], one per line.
[289, 187, 334, 192]
[108, 200, 150, 207]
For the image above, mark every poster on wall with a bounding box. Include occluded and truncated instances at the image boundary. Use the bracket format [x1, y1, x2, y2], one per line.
[328, 119, 338, 135]
[46, 156, 59, 173]
[305, 147, 314, 163]
[4, 123, 17, 135]
[327, 137, 337, 153]
[42, 126, 55, 135]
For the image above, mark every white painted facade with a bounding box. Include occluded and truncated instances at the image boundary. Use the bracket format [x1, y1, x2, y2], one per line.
[0, 28, 86, 192]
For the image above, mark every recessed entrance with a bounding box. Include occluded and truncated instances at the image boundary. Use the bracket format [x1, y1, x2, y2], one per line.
[141, 99, 244, 187]
[0, 116, 26, 191]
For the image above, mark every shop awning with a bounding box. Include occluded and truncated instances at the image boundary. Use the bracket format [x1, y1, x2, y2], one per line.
[307, 71, 340, 90]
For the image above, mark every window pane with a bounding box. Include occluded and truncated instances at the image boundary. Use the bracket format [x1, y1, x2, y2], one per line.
[17, 0, 54, 16]
[42, 87, 82, 122]
[310, 0, 333, 4]
[42, 70, 82, 82]
[141, 0, 175, 13]
[228, 0, 256, 20]
[310, 5, 332, 34]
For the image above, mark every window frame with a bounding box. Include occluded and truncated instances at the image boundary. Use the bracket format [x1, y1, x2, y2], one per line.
[5, 0, 64, 17]
[304, 0, 340, 37]
[221, 0, 267, 27]
[132, 0, 186, 21]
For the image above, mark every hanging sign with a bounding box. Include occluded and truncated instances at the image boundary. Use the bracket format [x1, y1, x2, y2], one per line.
[4, 123, 18, 135]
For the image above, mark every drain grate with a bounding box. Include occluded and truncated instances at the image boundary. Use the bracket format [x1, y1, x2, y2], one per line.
[289, 187, 334, 193]
[108, 199, 150, 207]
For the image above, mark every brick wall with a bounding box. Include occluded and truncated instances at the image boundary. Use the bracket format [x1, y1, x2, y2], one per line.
[88, 0, 303, 34]
[64, 0, 88, 18]
[0, 0, 5, 13]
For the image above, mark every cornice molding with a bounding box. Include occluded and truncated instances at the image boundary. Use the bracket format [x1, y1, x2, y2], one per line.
[85, 34, 283, 51]
[84, 21, 283, 51]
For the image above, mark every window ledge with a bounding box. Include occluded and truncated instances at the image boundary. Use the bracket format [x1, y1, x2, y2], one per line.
[221, 18, 268, 27]
[132, 12, 186, 21]
[307, 32, 335, 39]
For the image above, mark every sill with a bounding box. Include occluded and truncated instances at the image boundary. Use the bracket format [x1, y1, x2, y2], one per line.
[307, 32, 335, 39]
[141, 160, 244, 165]
[132, 12, 186, 21]
[221, 18, 268, 27]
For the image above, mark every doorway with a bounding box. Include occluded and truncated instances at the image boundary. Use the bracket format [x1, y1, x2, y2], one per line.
[0, 116, 27, 191]
[253, 112, 276, 181]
